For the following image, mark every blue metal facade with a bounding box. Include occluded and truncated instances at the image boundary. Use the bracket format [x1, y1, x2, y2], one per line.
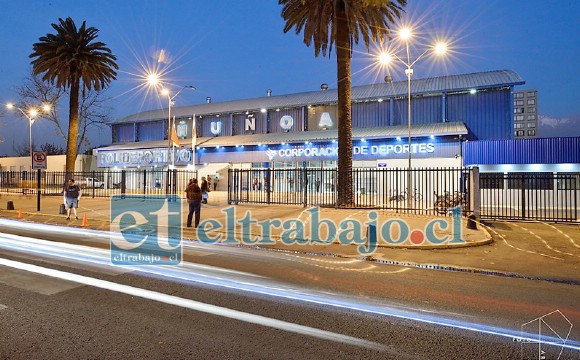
[463, 137, 580, 165]
[447, 88, 512, 140]
[109, 70, 524, 146]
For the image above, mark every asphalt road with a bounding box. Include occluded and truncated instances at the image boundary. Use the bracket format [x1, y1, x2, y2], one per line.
[0, 224, 579, 359]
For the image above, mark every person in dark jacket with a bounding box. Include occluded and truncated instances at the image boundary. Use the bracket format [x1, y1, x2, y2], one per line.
[185, 178, 202, 228]
[63, 178, 82, 220]
[200, 176, 209, 204]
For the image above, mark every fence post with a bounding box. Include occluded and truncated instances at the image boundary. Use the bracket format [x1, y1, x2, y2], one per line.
[521, 173, 526, 219]
[36, 168, 41, 211]
[469, 166, 480, 220]
[266, 168, 271, 204]
[302, 167, 308, 207]
[121, 170, 126, 196]
[143, 169, 147, 195]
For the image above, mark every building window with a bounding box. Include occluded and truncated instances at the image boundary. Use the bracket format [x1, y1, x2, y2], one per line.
[527, 114, 536, 121]
[557, 174, 579, 190]
[514, 100, 524, 106]
[528, 129, 536, 136]
[528, 107, 536, 113]
[514, 93, 524, 99]
[527, 99, 535, 105]
[527, 122, 536, 128]
[514, 108, 524, 114]
[515, 130, 525, 137]
[507, 172, 552, 190]
[527, 91, 536, 97]
[515, 115, 524, 121]
[480, 173, 504, 189]
[514, 123, 524, 129]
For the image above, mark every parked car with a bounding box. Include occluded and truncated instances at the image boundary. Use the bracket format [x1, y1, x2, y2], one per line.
[79, 177, 104, 189]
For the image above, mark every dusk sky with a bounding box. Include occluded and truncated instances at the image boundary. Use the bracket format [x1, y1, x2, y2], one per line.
[0, 0, 579, 156]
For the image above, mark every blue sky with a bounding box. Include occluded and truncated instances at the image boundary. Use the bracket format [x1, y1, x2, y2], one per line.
[1, 0, 579, 155]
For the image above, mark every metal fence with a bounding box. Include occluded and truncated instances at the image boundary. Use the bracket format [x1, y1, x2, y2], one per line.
[0, 169, 198, 198]
[228, 167, 470, 215]
[480, 173, 578, 222]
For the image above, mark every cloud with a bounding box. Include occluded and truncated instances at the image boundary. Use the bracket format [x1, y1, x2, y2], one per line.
[539, 114, 569, 128]
[539, 114, 580, 137]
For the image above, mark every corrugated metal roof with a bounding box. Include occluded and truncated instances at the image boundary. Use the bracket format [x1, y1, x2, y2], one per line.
[463, 137, 580, 165]
[113, 70, 523, 124]
[96, 121, 467, 151]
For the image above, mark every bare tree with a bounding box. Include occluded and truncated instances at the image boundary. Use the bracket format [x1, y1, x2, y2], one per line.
[16, 70, 114, 155]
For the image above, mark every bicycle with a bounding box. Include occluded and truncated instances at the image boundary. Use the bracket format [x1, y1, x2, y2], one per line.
[433, 191, 468, 214]
[400, 188, 423, 202]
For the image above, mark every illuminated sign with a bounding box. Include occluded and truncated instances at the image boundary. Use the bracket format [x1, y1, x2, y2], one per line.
[98, 148, 193, 167]
[245, 115, 255, 131]
[319, 112, 333, 129]
[280, 115, 294, 130]
[176, 121, 188, 138]
[266, 143, 435, 159]
[210, 121, 222, 135]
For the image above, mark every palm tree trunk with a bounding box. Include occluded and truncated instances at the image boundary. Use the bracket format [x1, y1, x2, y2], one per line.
[65, 79, 80, 177]
[335, 0, 353, 207]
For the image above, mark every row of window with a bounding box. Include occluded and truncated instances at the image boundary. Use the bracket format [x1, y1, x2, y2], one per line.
[514, 91, 536, 99]
[514, 123, 536, 129]
[514, 107, 536, 114]
[514, 99, 536, 106]
[481, 173, 578, 190]
[515, 114, 536, 121]
[514, 129, 536, 137]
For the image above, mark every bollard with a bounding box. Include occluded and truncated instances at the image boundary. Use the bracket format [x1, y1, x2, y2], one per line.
[7, 201, 15, 210]
[466, 214, 477, 230]
[59, 204, 66, 215]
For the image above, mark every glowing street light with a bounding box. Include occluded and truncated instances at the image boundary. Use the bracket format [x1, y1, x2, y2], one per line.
[161, 85, 196, 169]
[379, 28, 448, 208]
[6, 103, 51, 167]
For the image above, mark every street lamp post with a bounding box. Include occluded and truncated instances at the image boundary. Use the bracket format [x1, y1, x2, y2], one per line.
[6, 103, 51, 212]
[6, 103, 51, 168]
[162, 85, 196, 169]
[379, 29, 447, 208]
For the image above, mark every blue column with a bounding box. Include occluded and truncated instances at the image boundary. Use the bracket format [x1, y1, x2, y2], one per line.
[389, 98, 394, 126]
[442, 92, 447, 123]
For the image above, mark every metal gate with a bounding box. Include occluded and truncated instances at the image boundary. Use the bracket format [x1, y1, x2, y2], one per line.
[480, 173, 578, 222]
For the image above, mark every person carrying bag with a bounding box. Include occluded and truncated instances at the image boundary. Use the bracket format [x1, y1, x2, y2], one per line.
[185, 178, 202, 228]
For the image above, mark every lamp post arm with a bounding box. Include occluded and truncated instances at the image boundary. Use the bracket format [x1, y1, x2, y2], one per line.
[171, 85, 197, 102]
[409, 47, 432, 69]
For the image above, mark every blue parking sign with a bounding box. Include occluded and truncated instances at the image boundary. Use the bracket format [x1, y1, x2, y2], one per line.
[110, 195, 182, 265]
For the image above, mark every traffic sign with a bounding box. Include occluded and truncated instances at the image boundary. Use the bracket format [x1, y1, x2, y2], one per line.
[32, 151, 47, 169]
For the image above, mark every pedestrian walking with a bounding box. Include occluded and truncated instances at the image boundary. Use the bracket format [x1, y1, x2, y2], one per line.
[201, 176, 209, 204]
[213, 177, 218, 191]
[185, 178, 202, 228]
[63, 178, 82, 220]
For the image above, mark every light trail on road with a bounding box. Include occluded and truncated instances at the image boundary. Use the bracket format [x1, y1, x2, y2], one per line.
[0, 220, 579, 353]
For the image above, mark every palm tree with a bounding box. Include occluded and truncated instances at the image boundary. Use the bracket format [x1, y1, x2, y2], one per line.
[280, 0, 406, 207]
[29, 17, 118, 175]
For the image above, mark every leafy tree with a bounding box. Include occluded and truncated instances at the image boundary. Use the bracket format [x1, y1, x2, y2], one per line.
[30, 17, 118, 175]
[40, 143, 66, 155]
[280, 0, 406, 206]
[16, 70, 114, 155]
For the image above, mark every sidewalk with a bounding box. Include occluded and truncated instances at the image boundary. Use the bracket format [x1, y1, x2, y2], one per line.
[1, 191, 579, 284]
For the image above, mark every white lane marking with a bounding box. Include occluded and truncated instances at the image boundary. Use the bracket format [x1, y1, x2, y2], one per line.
[507, 222, 577, 257]
[481, 224, 562, 260]
[0, 257, 389, 352]
[541, 222, 580, 249]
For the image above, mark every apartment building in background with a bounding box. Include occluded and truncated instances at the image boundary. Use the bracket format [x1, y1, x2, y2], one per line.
[514, 89, 538, 138]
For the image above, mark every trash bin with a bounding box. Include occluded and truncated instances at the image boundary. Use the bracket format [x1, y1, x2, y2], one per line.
[7, 201, 14, 210]
[59, 204, 66, 215]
